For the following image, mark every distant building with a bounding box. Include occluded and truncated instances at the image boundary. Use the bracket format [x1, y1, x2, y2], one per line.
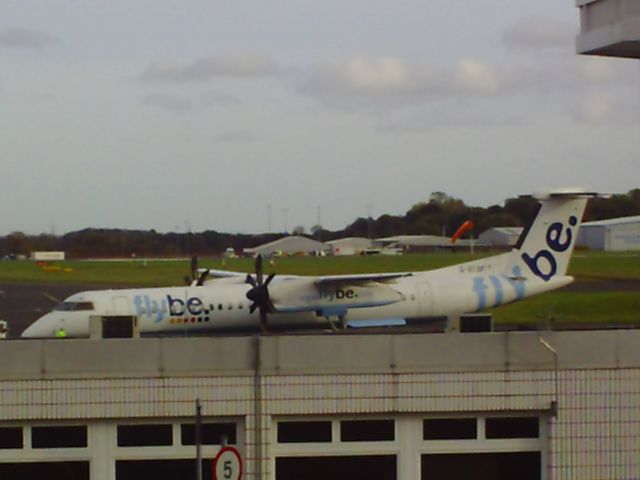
[31, 251, 66, 261]
[577, 216, 640, 251]
[375, 235, 478, 252]
[478, 227, 524, 248]
[325, 237, 373, 256]
[376, 235, 450, 251]
[243, 236, 329, 257]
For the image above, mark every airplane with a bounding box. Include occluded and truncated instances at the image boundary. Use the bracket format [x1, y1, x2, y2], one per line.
[21, 189, 596, 338]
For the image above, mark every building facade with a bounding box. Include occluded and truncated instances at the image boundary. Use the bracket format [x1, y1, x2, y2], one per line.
[243, 236, 329, 257]
[478, 227, 524, 248]
[577, 216, 640, 251]
[576, 0, 640, 58]
[0, 331, 639, 479]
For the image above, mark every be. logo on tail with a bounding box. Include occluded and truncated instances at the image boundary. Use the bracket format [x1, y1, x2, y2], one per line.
[521, 216, 578, 281]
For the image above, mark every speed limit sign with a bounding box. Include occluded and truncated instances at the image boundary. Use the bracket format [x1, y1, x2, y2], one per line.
[213, 446, 243, 480]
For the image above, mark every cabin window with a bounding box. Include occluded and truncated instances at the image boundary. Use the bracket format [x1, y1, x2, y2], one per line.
[74, 302, 94, 311]
[54, 302, 94, 312]
[54, 302, 75, 311]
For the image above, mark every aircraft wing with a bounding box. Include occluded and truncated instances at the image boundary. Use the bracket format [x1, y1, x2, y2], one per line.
[203, 269, 246, 279]
[202, 269, 411, 283]
[314, 272, 412, 287]
[269, 275, 408, 316]
[201, 269, 301, 284]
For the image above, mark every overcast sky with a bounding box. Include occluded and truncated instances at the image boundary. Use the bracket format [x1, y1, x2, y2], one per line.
[1, 1, 638, 235]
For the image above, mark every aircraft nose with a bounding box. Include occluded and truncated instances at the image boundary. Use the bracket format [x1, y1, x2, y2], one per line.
[21, 314, 59, 338]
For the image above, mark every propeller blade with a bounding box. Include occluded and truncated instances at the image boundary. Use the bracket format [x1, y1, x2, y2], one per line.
[264, 273, 275, 287]
[196, 269, 210, 286]
[244, 254, 275, 334]
[190, 256, 198, 281]
[43, 292, 62, 304]
[255, 255, 263, 286]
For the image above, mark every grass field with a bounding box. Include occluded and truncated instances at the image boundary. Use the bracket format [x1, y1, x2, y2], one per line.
[1, 251, 638, 327]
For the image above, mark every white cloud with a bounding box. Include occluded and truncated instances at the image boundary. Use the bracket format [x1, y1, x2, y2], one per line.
[298, 57, 512, 112]
[299, 56, 438, 97]
[140, 54, 279, 83]
[298, 56, 506, 106]
[453, 59, 501, 94]
[342, 57, 416, 93]
[503, 16, 575, 50]
[0, 27, 58, 50]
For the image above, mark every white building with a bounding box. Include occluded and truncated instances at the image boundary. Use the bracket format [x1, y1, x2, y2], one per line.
[478, 227, 524, 248]
[577, 215, 640, 251]
[325, 237, 374, 256]
[1, 330, 639, 479]
[377, 235, 452, 251]
[244, 236, 329, 257]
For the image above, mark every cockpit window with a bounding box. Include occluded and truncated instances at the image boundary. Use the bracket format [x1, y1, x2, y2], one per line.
[54, 301, 94, 311]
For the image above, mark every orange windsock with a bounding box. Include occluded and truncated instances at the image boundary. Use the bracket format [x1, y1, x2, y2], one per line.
[451, 220, 474, 244]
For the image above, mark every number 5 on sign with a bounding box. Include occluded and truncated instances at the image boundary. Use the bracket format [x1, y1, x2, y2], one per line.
[213, 446, 243, 480]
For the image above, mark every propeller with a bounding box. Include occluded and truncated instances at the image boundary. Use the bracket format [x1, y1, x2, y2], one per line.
[43, 292, 62, 304]
[245, 255, 276, 332]
[184, 255, 210, 286]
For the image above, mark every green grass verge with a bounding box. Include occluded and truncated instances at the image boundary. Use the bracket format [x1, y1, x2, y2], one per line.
[569, 251, 640, 280]
[0, 251, 638, 285]
[489, 291, 640, 327]
[0, 253, 487, 286]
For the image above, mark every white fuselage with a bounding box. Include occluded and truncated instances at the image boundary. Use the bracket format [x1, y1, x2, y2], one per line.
[21, 259, 571, 338]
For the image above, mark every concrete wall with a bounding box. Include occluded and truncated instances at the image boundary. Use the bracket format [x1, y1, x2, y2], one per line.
[3, 331, 640, 381]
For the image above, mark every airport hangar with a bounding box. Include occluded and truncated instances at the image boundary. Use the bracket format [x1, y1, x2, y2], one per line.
[0, 329, 639, 480]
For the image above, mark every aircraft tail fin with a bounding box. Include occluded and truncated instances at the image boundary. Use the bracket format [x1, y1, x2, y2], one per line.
[507, 189, 597, 282]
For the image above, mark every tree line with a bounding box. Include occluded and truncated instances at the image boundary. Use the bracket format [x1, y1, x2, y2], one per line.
[2, 189, 638, 258]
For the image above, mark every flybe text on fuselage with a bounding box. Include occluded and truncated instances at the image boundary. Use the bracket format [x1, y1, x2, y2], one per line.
[133, 294, 210, 323]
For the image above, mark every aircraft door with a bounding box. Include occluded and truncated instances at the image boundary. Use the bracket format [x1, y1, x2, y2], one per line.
[112, 296, 132, 315]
